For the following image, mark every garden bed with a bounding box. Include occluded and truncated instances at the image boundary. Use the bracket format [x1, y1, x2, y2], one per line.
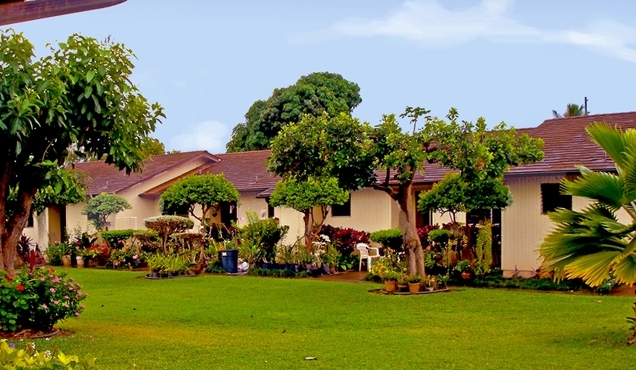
[371, 288, 451, 295]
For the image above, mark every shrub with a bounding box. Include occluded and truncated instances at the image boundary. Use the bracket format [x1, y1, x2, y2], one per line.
[132, 230, 161, 253]
[144, 216, 194, 253]
[45, 243, 64, 266]
[100, 229, 134, 249]
[239, 211, 289, 264]
[319, 225, 370, 257]
[0, 267, 87, 333]
[370, 228, 403, 252]
[0, 339, 97, 369]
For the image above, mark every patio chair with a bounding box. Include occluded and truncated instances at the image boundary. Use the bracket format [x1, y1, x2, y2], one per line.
[356, 243, 380, 271]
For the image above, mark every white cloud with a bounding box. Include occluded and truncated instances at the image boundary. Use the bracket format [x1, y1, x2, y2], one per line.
[295, 0, 636, 63]
[170, 120, 231, 154]
[330, 0, 536, 45]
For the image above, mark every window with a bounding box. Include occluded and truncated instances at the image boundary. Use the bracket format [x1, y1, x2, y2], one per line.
[331, 194, 351, 217]
[267, 203, 275, 218]
[541, 183, 572, 214]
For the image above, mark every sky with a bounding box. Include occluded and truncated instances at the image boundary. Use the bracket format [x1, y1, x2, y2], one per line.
[7, 0, 636, 154]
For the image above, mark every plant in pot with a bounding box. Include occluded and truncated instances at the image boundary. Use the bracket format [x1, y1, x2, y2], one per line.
[397, 275, 408, 292]
[436, 274, 450, 289]
[407, 275, 423, 293]
[58, 242, 75, 267]
[455, 260, 471, 280]
[146, 253, 162, 278]
[382, 270, 401, 293]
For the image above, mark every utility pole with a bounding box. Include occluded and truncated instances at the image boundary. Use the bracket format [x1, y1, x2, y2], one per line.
[583, 97, 588, 115]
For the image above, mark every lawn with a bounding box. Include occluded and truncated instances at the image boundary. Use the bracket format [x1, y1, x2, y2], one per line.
[21, 269, 636, 370]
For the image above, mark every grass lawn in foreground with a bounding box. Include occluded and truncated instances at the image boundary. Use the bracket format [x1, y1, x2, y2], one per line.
[23, 268, 636, 369]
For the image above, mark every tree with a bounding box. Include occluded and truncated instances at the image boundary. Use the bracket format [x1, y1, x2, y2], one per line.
[159, 174, 240, 228]
[540, 123, 636, 344]
[552, 103, 586, 118]
[372, 107, 543, 276]
[269, 177, 348, 248]
[226, 72, 362, 152]
[0, 31, 164, 271]
[267, 112, 375, 247]
[82, 193, 131, 231]
[419, 109, 543, 223]
[144, 215, 194, 254]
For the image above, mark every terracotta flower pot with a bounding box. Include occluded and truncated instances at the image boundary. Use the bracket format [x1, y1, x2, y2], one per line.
[384, 280, 397, 292]
[62, 255, 72, 267]
[461, 272, 471, 280]
[408, 282, 421, 293]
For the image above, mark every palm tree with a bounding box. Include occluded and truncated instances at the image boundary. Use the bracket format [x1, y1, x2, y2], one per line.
[541, 123, 636, 288]
[552, 103, 586, 118]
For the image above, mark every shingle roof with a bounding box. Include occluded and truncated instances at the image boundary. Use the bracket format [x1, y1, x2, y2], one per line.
[206, 150, 279, 193]
[75, 111, 636, 197]
[75, 151, 220, 195]
[508, 111, 636, 175]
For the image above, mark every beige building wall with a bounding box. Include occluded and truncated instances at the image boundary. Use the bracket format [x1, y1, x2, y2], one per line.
[237, 195, 269, 226]
[324, 188, 398, 232]
[502, 175, 571, 277]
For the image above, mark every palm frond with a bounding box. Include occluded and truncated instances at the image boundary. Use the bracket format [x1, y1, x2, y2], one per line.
[613, 254, 636, 286]
[564, 251, 621, 287]
[563, 167, 624, 209]
[586, 123, 627, 170]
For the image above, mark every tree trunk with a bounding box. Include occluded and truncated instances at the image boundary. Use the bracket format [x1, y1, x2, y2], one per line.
[396, 184, 425, 277]
[1, 186, 37, 272]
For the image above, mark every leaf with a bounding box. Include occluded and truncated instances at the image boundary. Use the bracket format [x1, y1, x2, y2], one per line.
[86, 70, 95, 83]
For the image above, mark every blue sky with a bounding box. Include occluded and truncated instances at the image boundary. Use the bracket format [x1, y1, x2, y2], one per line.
[7, 0, 636, 153]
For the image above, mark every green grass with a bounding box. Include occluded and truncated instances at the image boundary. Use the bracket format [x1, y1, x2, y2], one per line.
[20, 269, 636, 369]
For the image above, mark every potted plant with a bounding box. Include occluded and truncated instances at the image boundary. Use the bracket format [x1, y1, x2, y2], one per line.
[382, 270, 401, 293]
[58, 242, 74, 267]
[436, 274, 450, 289]
[407, 275, 423, 293]
[146, 253, 162, 278]
[397, 275, 408, 291]
[455, 260, 471, 280]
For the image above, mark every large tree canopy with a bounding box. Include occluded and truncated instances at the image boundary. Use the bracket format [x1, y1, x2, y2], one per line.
[0, 31, 164, 271]
[371, 107, 544, 276]
[226, 72, 362, 152]
[267, 112, 375, 247]
[419, 108, 544, 221]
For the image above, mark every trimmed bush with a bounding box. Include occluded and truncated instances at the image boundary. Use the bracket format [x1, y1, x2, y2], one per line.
[370, 228, 403, 252]
[100, 229, 134, 249]
[144, 216, 194, 253]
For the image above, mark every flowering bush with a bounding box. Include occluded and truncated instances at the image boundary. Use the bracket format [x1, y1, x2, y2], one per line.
[109, 248, 144, 269]
[0, 267, 87, 333]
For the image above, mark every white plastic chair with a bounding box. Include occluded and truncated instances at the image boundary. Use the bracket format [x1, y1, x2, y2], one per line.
[356, 243, 380, 271]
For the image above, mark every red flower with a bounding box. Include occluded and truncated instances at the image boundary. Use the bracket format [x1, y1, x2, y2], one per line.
[16, 285, 25, 291]
[7, 274, 13, 281]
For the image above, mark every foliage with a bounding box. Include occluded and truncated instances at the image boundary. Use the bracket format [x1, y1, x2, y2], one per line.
[143, 216, 194, 253]
[407, 274, 423, 283]
[0, 267, 87, 332]
[269, 177, 348, 247]
[370, 228, 403, 253]
[109, 248, 143, 269]
[418, 108, 544, 221]
[82, 194, 131, 232]
[454, 260, 471, 273]
[552, 103, 586, 118]
[227, 72, 362, 152]
[0, 340, 98, 370]
[29, 171, 87, 215]
[540, 123, 636, 288]
[131, 230, 160, 253]
[369, 256, 405, 281]
[238, 211, 289, 265]
[474, 220, 493, 276]
[160, 174, 239, 226]
[145, 253, 191, 275]
[268, 112, 375, 192]
[0, 30, 164, 271]
[100, 229, 134, 249]
[319, 225, 370, 258]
